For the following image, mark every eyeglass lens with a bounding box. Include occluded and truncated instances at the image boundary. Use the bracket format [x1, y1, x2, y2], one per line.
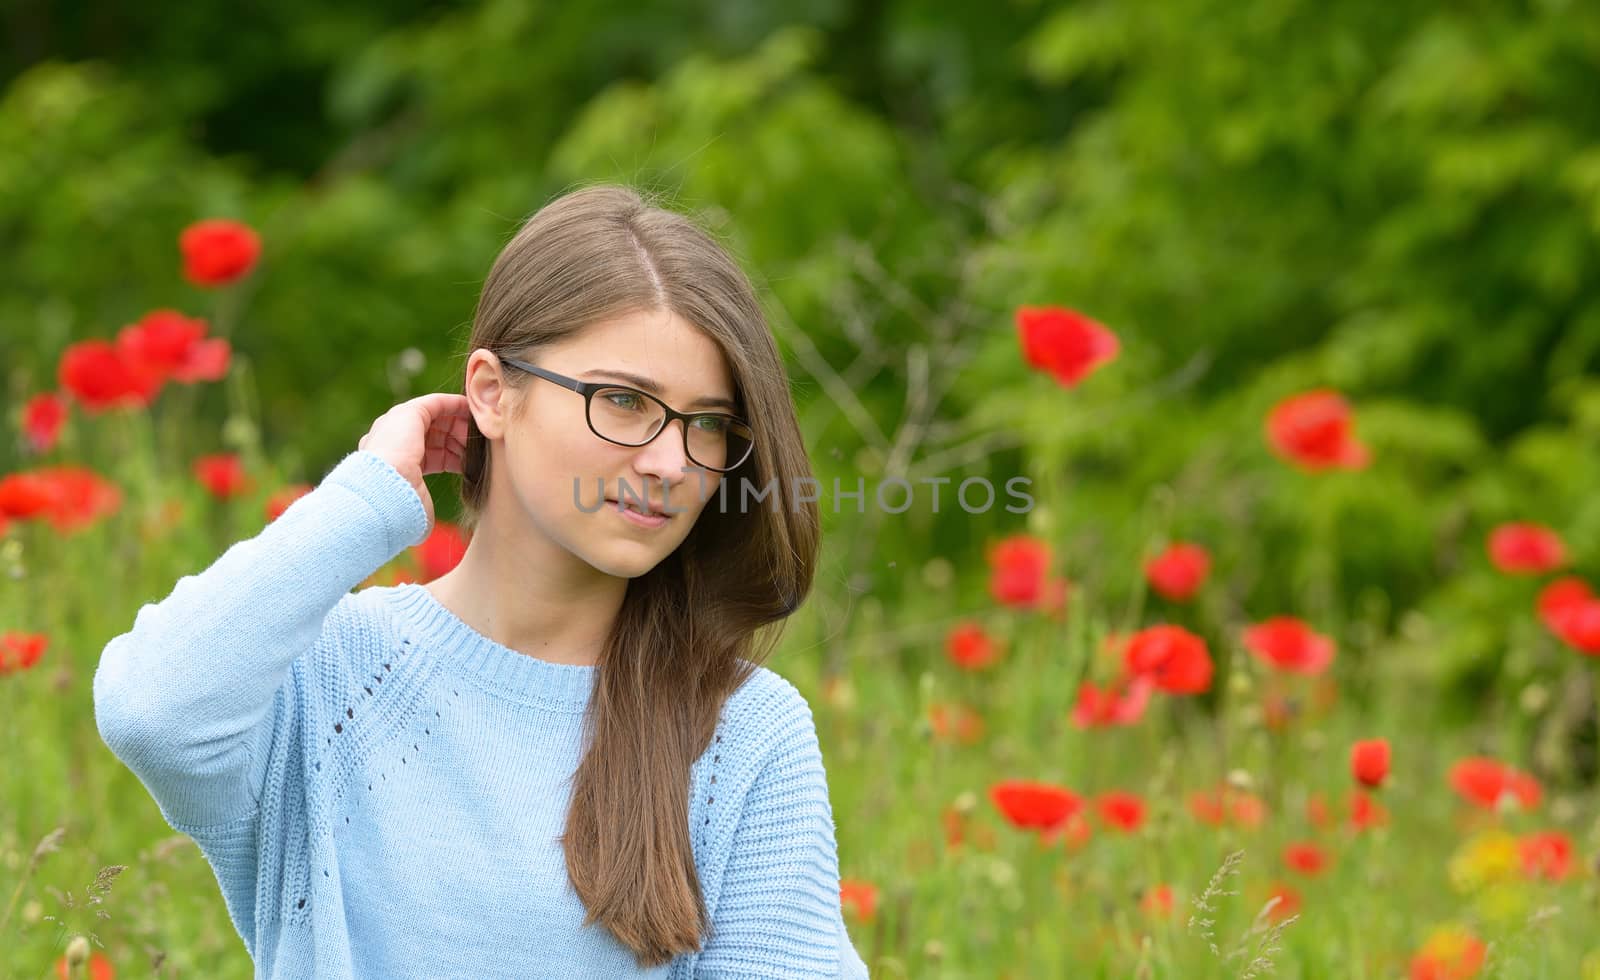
[588, 386, 753, 471]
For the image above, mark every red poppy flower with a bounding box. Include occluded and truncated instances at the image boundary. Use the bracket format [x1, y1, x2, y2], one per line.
[1517, 830, 1573, 881]
[1535, 578, 1600, 653]
[0, 632, 48, 674]
[1282, 841, 1332, 877]
[985, 534, 1065, 611]
[990, 780, 1084, 832]
[1039, 810, 1093, 851]
[1140, 883, 1175, 918]
[945, 621, 1002, 671]
[1409, 926, 1486, 980]
[1264, 882, 1301, 923]
[1487, 522, 1566, 575]
[839, 879, 878, 924]
[57, 340, 164, 413]
[1305, 793, 1333, 830]
[1448, 757, 1540, 812]
[1537, 577, 1591, 624]
[1243, 616, 1335, 675]
[928, 702, 985, 744]
[1070, 674, 1153, 728]
[942, 803, 998, 852]
[1015, 306, 1120, 388]
[1187, 786, 1268, 829]
[22, 392, 68, 453]
[116, 309, 231, 385]
[1350, 738, 1390, 788]
[55, 951, 115, 980]
[0, 471, 58, 521]
[265, 483, 313, 522]
[1265, 389, 1370, 471]
[1348, 790, 1389, 832]
[193, 453, 253, 500]
[1541, 590, 1600, 655]
[7, 466, 122, 533]
[180, 218, 261, 286]
[1095, 791, 1147, 833]
[416, 521, 468, 580]
[1144, 542, 1211, 601]
[1124, 624, 1213, 694]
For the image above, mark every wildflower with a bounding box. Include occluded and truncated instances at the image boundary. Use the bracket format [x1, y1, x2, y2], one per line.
[416, 521, 469, 580]
[55, 946, 114, 980]
[990, 780, 1084, 832]
[1243, 616, 1335, 675]
[1305, 793, 1333, 830]
[985, 534, 1068, 613]
[1015, 306, 1120, 388]
[22, 392, 68, 453]
[1144, 542, 1210, 601]
[1282, 841, 1332, 877]
[1348, 790, 1389, 832]
[1125, 624, 1213, 694]
[1449, 757, 1541, 813]
[1487, 522, 1567, 575]
[1536, 577, 1591, 626]
[116, 309, 230, 386]
[1538, 580, 1600, 655]
[1039, 810, 1093, 851]
[1263, 882, 1301, 923]
[0, 466, 122, 533]
[1265, 389, 1370, 471]
[1409, 925, 1486, 980]
[1448, 830, 1522, 893]
[945, 621, 1002, 670]
[265, 483, 313, 522]
[1140, 883, 1175, 918]
[1517, 830, 1575, 881]
[57, 340, 163, 412]
[1350, 738, 1391, 788]
[1187, 785, 1268, 829]
[180, 217, 261, 286]
[1070, 674, 1153, 728]
[927, 702, 984, 744]
[839, 879, 878, 924]
[0, 632, 48, 674]
[193, 453, 253, 500]
[1094, 791, 1147, 833]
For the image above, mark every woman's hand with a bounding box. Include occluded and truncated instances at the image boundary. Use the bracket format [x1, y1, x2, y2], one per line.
[358, 393, 471, 535]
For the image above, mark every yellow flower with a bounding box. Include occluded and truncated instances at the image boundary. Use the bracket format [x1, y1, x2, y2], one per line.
[1448, 829, 1520, 894]
[1471, 880, 1531, 926]
[1580, 948, 1600, 980]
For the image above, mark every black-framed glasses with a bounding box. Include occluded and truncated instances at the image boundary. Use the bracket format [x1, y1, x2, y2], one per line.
[499, 357, 755, 473]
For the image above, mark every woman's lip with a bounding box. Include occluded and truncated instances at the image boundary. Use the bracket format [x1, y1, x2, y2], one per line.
[606, 498, 671, 518]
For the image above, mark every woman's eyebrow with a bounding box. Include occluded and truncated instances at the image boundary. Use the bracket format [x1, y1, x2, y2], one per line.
[581, 369, 739, 412]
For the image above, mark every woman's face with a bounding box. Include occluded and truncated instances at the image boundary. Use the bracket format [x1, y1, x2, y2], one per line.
[467, 308, 736, 580]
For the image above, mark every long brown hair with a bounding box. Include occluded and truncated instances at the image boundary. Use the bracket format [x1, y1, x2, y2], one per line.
[451, 183, 820, 965]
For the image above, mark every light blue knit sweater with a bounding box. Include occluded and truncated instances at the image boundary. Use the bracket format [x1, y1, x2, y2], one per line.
[93, 449, 870, 979]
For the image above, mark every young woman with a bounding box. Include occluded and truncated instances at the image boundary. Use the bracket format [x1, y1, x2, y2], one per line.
[94, 184, 870, 977]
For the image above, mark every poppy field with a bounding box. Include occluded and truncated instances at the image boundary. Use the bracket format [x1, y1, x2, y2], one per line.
[10, 3, 1600, 976]
[5, 213, 1600, 979]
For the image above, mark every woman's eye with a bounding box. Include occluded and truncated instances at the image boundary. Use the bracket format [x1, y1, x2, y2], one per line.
[693, 416, 728, 432]
[605, 392, 642, 410]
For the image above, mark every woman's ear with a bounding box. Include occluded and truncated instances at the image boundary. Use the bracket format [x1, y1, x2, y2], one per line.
[465, 349, 512, 440]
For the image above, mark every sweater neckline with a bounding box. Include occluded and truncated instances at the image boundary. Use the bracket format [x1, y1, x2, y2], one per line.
[384, 582, 597, 711]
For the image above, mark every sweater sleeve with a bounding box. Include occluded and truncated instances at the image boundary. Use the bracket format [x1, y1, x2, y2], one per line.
[696, 690, 870, 979]
[92, 449, 430, 832]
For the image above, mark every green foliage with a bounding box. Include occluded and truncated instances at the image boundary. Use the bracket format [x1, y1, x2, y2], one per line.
[8, 0, 1600, 974]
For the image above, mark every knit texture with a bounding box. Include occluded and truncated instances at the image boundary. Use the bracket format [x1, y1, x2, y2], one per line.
[93, 449, 870, 979]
